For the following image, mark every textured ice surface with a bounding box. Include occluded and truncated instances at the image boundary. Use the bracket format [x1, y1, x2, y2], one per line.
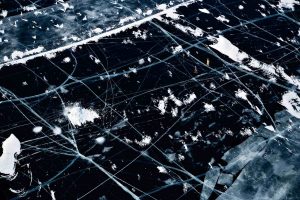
[0, 0, 193, 65]
[0, 0, 299, 199]
[217, 173, 233, 186]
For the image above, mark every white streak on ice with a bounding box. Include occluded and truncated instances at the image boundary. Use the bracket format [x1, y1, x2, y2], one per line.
[209, 35, 300, 89]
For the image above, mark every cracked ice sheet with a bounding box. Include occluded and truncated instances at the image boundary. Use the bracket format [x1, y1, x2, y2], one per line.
[0, 0, 299, 199]
[217, 111, 300, 200]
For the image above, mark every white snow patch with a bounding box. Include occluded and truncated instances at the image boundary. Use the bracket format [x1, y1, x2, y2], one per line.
[183, 93, 197, 104]
[11, 46, 45, 60]
[216, 15, 230, 23]
[165, 10, 181, 19]
[144, 9, 153, 16]
[0, 134, 21, 177]
[92, 28, 103, 34]
[62, 57, 71, 63]
[265, 125, 275, 132]
[174, 24, 203, 37]
[136, 8, 143, 15]
[0, 10, 8, 18]
[132, 30, 148, 40]
[209, 35, 300, 89]
[60, 2, 73, 12]
[33, 126, 43, 133]
[129, 67, 137, 74]
[64, 103, 99, 126]
[240, 128, 252, 136]
[157, 166, 168, 173]
[204, 103, 215, 112]
[89, 55, 101, 64]
[278, 0, 300, 10]
[171, 107, 179, 117]
[157, 4, 167, 10]
[51, 190, 56, 200]
[23, 5, 37, 12]
[199, 8, 210, 14]
[255, 106, 263, 115]
[45, 52, 57, 59]
[172, 45, 183, 54]
[157, 97, 168, 115]
[223, 73, 230, 80]
[157, 90, 197, 115]
[281, 91, 300, 118]
[54, 24, 64, 28]
[168, 89, 183, 106]
[135, 135, 152, 147]
[209, 36, 248, 63]
[119, 16, 136, 25]
[53, 126, 62, 135]
[235, 89, 248, 100]
[95, 137, 106, 145]
[138, 58, 145, 65]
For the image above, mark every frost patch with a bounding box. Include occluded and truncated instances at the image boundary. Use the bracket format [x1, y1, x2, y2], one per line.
[135, 135, 152, 147]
